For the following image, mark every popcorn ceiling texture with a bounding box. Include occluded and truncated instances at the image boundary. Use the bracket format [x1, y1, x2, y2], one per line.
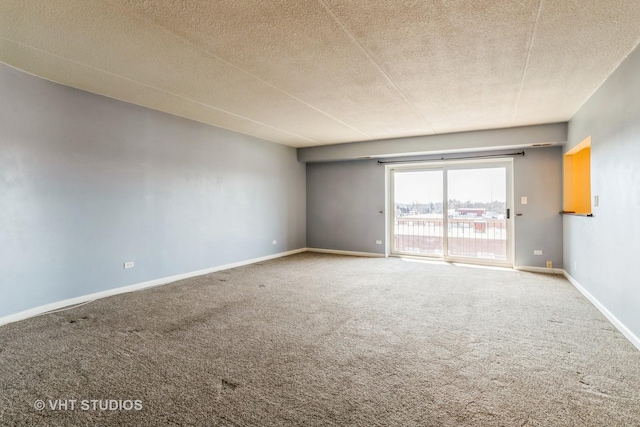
[1, 1, 639, 147]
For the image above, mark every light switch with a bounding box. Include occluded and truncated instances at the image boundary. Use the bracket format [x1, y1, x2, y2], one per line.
[521, 196, 528, 205]
[594, 195, 599, 207]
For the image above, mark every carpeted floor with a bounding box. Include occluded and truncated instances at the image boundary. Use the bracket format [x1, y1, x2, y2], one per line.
[1, 252, 639, 426]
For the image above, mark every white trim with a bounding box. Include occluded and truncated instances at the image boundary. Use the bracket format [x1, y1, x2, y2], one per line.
[0, 248, 307, 328]
[385, 164, 395, 258]
[306, 248, 386, 258]
[514, 265, 564, 274]
[389, 253, 450, 264]
[384, 167, 391, 257]
[444, 255, 512, 269]
[562, 270, 640, 352]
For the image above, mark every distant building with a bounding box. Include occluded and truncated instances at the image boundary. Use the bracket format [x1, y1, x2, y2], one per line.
[457, 208, 485, 217]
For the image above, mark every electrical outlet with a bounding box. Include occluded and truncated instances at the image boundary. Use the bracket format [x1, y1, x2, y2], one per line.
[546, 261, 553, 269]
[272, 240, 277, 245]
[375, 240, 382, 245]
[534, 250, 542, 255]
[123, 261, 134, 269]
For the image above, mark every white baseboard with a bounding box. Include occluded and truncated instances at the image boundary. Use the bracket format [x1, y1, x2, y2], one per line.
[514, 265, 564, 274]
[305, 248, 386, 258]
[562, 270, 640, 352]
[0, 248, 307, 328]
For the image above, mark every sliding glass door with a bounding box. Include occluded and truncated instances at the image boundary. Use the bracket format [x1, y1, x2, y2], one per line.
[391, 160, 513, 266]
[447, 167, 508, 261]
[393, 169, 444, 256]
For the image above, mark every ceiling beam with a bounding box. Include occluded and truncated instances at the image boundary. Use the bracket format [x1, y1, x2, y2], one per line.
[297, 123, 567, 163]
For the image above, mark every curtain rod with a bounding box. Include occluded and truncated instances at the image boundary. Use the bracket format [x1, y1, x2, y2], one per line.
[376, 151, 525, 165]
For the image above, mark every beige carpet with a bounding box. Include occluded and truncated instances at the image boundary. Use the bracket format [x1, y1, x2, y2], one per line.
[1, 253, 639, 426]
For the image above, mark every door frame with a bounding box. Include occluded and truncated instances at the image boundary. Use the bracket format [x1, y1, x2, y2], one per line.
[386, 158, 514, 267]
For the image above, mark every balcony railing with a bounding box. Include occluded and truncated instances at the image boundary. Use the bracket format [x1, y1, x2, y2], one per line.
[394, 217, 507, 260]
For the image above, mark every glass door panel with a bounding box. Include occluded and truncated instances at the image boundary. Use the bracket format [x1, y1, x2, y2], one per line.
[393, 170, 444, 256]
[447, 167, 507, 261]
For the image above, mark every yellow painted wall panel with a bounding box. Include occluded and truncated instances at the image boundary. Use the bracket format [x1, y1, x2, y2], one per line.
[563, 137, 591, 214]
[563, 155, 575, 211]
[574, 147, 591, 213]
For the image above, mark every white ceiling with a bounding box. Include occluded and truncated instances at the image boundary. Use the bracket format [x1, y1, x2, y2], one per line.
[1, 1, 640, 148]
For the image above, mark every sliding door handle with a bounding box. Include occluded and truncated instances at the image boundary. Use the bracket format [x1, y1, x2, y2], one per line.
[506, 209, 522, 219]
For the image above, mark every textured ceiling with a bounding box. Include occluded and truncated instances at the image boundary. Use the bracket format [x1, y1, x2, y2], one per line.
[1, 1, 640, 148]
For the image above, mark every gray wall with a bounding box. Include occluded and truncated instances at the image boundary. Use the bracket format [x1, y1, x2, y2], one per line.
[307, 160, 385, 254]
[564, 43, 640, 339]
[513, 147, 563, 268]
[299, 123, 567, 162]
[0, 63, 306, 318]
[306, 147, 563, 268]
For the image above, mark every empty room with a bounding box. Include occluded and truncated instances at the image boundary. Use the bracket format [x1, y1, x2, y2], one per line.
[1, 1, 640, 425]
